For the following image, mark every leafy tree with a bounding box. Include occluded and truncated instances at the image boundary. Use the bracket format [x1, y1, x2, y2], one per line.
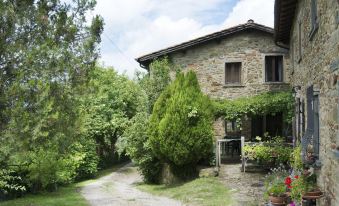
[84, 66, 147, 168]
[148, 71, 214, 178]
[116, 112, 161, 183]
[0, 0, 103, 194]
[116, 58, 172, 183]
[137, 57, 172, 112]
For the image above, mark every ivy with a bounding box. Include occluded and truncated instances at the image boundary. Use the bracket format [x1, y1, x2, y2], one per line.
[213, 91, 294, 124]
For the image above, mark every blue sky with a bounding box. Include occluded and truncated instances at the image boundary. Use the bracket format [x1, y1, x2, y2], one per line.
[91, 0, 275, 76]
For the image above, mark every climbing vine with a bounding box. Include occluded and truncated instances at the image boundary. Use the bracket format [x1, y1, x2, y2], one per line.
[213, 91, 294, 124]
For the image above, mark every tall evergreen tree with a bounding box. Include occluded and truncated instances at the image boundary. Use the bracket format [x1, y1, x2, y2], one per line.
[149, 71, 214, 178]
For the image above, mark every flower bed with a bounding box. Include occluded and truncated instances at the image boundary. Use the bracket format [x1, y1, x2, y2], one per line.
[243, 137, 293, 167]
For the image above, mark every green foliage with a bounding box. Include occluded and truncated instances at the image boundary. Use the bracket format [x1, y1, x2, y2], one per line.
[290, 176, 306, 203]
[0, 169, 26, 199]
[84, 67, 146, 168]
[0, 0, 103, 196]
[290, 174, 317, 203]
[71, 139, 99, 180]
[264, 166, 289, 198]
[137, 57, 172, 112]
[0, 183, 89, 206]
[213, 91, 294, 125]
[244, 138, 293, 166]
[116, 58, 172, 183]
[137, 177, 233, 206]
[116, 113, 161, 183]
[290, 145, 303, 170]
[27, 148, 78, 191]
[148, 71, 214, 177]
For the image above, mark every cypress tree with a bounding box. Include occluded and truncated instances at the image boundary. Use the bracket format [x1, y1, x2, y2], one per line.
[149, 71, 214, 178]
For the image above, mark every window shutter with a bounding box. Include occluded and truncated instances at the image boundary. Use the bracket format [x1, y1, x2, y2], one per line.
[225, 63, 241, 84]
[313, 94, 320, 158]
[311, 0, 318, 27]
[301, 86, 314, 160]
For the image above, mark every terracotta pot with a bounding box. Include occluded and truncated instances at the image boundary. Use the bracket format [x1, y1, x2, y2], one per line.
[269, 194, 288, 206]
[303, 188, 323, 199]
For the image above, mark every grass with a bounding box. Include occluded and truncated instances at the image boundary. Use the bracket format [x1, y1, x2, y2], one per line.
[137, 177, 234, 206]
[0, 162, 128, 206]
[0, 185, 88, 206]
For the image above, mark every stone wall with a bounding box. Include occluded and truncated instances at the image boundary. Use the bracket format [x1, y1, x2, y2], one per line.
[288, 0, 339, 205]
[167, 30, 291, 139]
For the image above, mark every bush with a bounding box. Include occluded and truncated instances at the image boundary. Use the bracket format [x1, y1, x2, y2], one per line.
[117, 113, 161, 183]
[148, 71, 214, 178]
[244, 137, 293, 166]
[0, 169, 26, 200]
[71, 138, 99, 180]
[27, 148, 79, 192]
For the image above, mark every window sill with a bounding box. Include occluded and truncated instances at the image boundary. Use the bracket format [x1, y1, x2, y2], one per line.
[309, 23, 319, 41]
[223, 84, 245, 88]
[263, 82, 288, 85]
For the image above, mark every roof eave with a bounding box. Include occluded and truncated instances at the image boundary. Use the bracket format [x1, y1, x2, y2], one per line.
[274, 0, 297, 46]
[136, 22, 274, 67]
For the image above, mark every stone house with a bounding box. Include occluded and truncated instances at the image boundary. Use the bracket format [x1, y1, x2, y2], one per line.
[275, 0, 339, 205]
[136, 20, 291, 141]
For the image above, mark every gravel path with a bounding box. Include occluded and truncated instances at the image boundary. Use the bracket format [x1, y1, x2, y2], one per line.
[219, 163, 266, 206]
[80, 163, 182, 206]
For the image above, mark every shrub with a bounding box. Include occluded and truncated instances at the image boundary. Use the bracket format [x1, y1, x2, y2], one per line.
[27, 148, 79, 191]
[0, 169, 26, 200]
[117, 112, 161, 183]
[290, 145, 303, 170]
[148, 71, 214, 178]
[72, 138, 99, 180]
[244, 137, 293, 166]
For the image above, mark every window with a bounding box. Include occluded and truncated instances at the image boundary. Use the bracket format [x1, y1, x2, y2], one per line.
[225, 120, 240, 136]
[225, 62, 241, 84]
[302, 86, 320, 159]
[265, 56, 283, 82]
[297, 20, 302, 62]
[309, 0, 319, 38]
[251, 114, 284, 140]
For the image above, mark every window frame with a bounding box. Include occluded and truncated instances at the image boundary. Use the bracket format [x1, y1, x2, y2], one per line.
[224, 62, 242, 85]
[264, 55, 284, 83]
[297, 19, 302, 63]
[309, 0, 319, 39]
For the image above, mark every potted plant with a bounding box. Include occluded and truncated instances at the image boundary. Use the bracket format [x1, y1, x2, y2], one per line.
[264, 167, 289, 206]
[302, 174, 323, 199]
[290, 174, 323, 204]
[290, 175, 306, 204]
[267, 182, 288, 205]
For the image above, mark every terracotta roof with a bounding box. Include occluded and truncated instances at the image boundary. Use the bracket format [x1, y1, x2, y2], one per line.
[136, 20, 274, 67]
[274, 0, 297, 45]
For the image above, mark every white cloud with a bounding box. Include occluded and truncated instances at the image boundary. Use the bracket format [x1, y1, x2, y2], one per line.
[94, 0, 274, 77]
[222, 0, 274, 27]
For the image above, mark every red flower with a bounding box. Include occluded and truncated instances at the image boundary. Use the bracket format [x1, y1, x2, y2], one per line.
[294, 175, 299, 179]
[285, 176, 292, 187]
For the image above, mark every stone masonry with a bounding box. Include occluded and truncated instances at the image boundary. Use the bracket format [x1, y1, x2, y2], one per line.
[167, 29, 291, 139]
[285, 0, 339, 205]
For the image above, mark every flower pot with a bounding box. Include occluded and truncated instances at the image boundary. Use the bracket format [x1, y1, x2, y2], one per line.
[269, 194, 288, 206]
[302, 188, 323, 200]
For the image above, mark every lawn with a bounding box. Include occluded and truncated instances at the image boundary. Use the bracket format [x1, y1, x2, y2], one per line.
[0, 163, 127, 206]
[0, 184, 88, 206]
[137, 177, 234, 206]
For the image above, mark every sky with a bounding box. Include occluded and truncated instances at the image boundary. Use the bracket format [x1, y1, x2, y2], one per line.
[90, 0, 275, 77]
